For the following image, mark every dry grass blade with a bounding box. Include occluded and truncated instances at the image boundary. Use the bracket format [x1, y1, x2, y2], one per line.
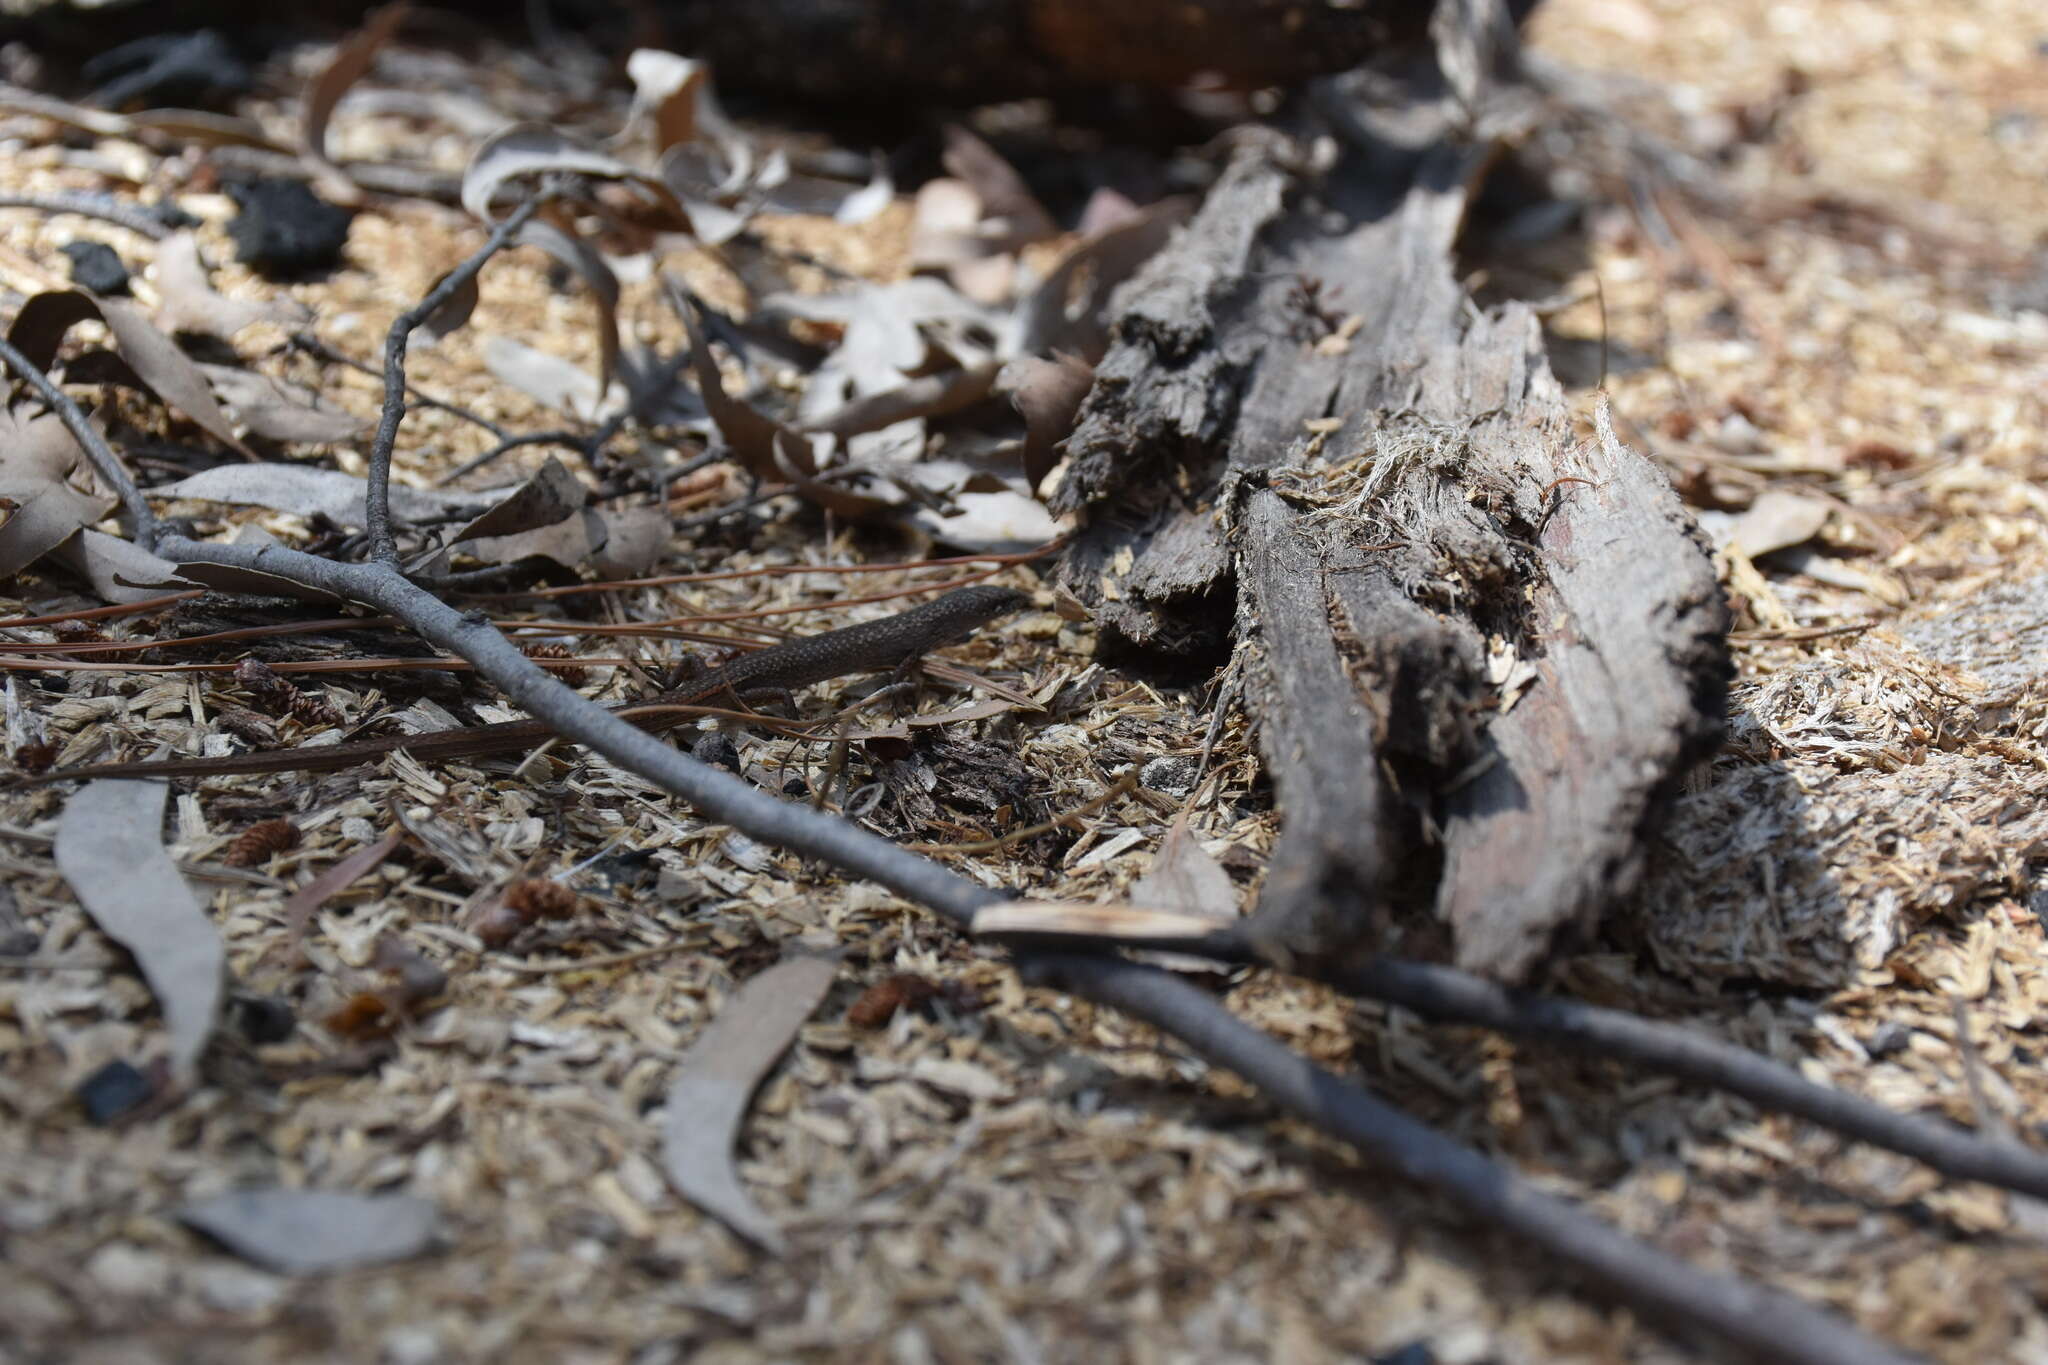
[660, 954, 839, 1252]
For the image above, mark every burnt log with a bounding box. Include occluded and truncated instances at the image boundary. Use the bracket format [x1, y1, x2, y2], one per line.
[1057, 110, 1728, 981]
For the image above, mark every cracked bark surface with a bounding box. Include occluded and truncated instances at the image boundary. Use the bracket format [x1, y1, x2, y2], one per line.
[1057, 122, 1728, 981]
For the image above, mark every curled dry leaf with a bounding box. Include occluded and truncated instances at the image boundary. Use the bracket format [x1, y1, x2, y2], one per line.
[671, 285, 901, 522]
[1016, 196, 1194, 360]
[0, 404, 116, 576]
[196, 365, 367, 444]
[8, 289, 253, 457]
[661, 954, 839, 1252]
[301, 1, 411, 202]
[446, 455, 584, 544]
[940, 125, 1057, 247]
[909, 489, 1063, 554]
[177, 1188, 440, 1275]
[53, 780, 225, 1084]
[151, 233, 312, 341]
[803, 360, 1001, 439]
[516, 215, 620, 391]
[999, 352, 1094, 488]
[624, 47, 706, 153]
[462, 122, 684, 225]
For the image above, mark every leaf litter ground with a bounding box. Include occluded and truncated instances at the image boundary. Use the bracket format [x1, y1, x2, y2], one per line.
[2, 1, 2048, 1361]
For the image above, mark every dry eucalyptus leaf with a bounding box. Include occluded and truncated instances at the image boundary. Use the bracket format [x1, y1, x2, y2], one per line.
[48, 528, 191, 603]
[302, 1, 411, 200]
[590, 504, 671, 578]
[909, 489, 1062, 554]
[1722, 488, 1832, 558]
[462, 123, 682, 225]
[1133, 814, 1239, 921]
[54, 780, 224, 1083]
[176, 1188, 440, 1275]
[516, 216, 620, 391]
[908, 177, 984, 271]
[152, 234, 312, 341]
[999, 352, 1094, 488]
[661, 954, 839, 1252]
[196, 365, 367, 444]
[481, 335, 607, 421]
[0, 405, 116, 576]
[1016, 197, 1194, 360]
[940, 125, 1057, 246]
[8, 290, 253, 457]
[624, 47, 706, 153]
[448, 456, 585, 544]
[804, 361, 1000, 439]
[154, 464, 487, 527]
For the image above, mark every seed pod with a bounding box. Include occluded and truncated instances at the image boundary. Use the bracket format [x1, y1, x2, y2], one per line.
[224, 817, 299, 868]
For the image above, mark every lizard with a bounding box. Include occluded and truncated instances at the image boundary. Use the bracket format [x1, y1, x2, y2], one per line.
[9, 585, 1031, 788]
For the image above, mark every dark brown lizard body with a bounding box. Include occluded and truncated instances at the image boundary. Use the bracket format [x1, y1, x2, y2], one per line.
[12, 586, 1030, 787]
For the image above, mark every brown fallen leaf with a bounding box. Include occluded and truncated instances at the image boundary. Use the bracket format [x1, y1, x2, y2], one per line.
[53, 780, 225, 1084]
[1016, 196, 1193, 360]
[940, 125, 1057, 247]
[8, 289, 253, 457]
[0, 404, 116, 576]
[301, 2, 411, 204]
[280, 827, 404, 964]
[177, 1188, 440, 1275]
[660, 954, 839, 1252]
[998, 352, 1094, 488]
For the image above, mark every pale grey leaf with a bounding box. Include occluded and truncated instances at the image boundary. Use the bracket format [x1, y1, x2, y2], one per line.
[197, 365, 368, 444]
[54, 780, 223, 1081]
[154, 464, 489, 527]
[177, 1188, 440, 1275]
[661, 955, 838, 1252]
[46, 528, 191, 604]
[481, 335, 607, 421]
[152, 233, 310, 342]
[0, 404, 115, 575]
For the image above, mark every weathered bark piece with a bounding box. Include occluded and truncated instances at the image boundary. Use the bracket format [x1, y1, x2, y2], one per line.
[1059, 121, 1727, 981]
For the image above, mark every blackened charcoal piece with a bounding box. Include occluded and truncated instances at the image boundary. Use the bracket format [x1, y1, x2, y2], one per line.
[60, 240, 130, 295]
[77, 1059, 155, 1125]
[225, 180, 352, 277]
[84, 30, 252, 110]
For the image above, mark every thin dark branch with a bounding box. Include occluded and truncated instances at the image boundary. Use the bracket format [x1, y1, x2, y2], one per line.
[364, 193, 548, 565]
[995, 913, 2048, 1205]
[289, 333, 507, 439]
[431, 429, 589, 487]
[1029, 954, 1919, 1365]
[0, 302, 1917, 1365]
[1338, 955, 2048, 1202]
[0, 190, 180, 240]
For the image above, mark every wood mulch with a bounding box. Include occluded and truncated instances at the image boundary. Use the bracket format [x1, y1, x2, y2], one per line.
[3, 0, 2047, 1360]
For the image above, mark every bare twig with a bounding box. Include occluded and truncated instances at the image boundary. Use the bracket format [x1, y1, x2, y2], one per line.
[0, 190, 182, 240]
[364, 192, 549, 566]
